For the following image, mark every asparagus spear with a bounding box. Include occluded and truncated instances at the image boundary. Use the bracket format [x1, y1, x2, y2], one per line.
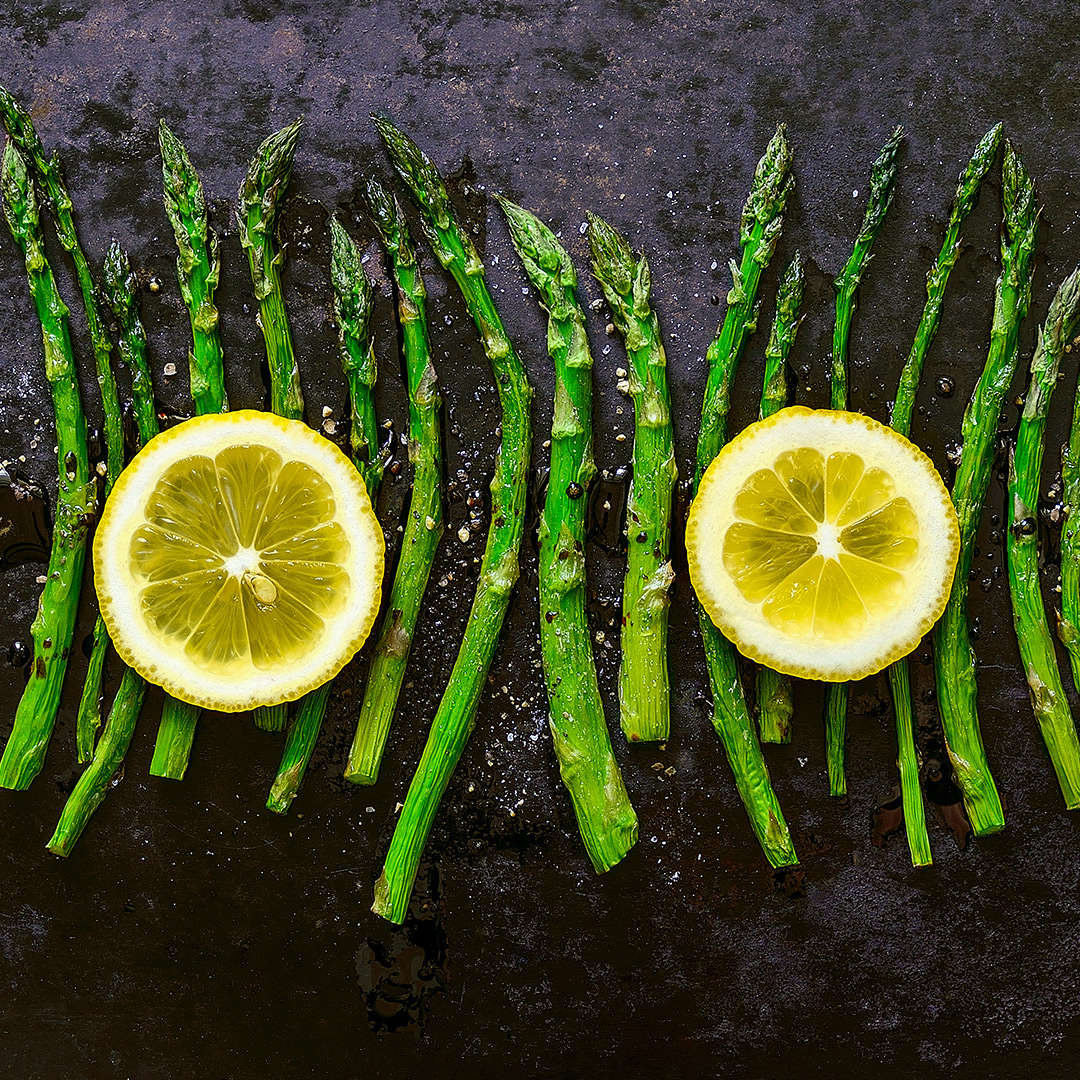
[0, 87, 126, 763]
[48, 668, 145, 855]
[755, 249, 805, 745]
[103, 242, 160, 447]
[1061, 360, 1080, 689]
[344, 181, 444, 786]
[238, 118, 304, 422]
[693, 131, 798, 869]
[48, 241, 160, 854]
[266, 216, 382, 813]
[891, 123, 1002, 434]
[1006, 267, 1080, 808]
[329, 214, 383, 497]
[158, 121, 227, 415]
[826, 125, 904, 797]
[497, 195, 638, 871]
[0, 142, 94, 789]
[588, 212, 677, 743]
[933, 140, 1039, 835]
[370, 117, 532, 924]
[150, 124, 229, 779]
[887, 123, 1002, 867]
[237, 118, 303, 735]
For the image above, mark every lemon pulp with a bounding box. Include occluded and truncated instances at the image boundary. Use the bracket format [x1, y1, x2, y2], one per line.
[131, 446, 352, 673]
[724, 447, 918, 641]
[95, 410, 383, 711]
[687, 407, 959, 681]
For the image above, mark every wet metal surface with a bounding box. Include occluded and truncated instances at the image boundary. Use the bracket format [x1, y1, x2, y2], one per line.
[2, 3, 1080, 1078]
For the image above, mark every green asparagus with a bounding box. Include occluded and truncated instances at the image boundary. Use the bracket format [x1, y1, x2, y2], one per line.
[151, 123, 229, 779]
[50, 243, 160, 852]
[497, 194, 638, 872]
[588, 212, 677, 744]
[755, 249, 805, 745]
[344, 181, 444, 786]
[887, 123, 1002, 867]
[826, 125, 904, 797]
[48, 668, 145, 855]
[329, 214, 383, 497]
[0, 87, 126, 763]
[1061, 355, 1080, 690]
[0, 143, 94, 789]
[693, 130, 798, 869]
[237, 118, 304, 735]
[1007, 266, 1080, 809]
[238, 118, 304, 422]
[158, 121, 227, 415]
[831, 126, 904, 411]
[890, 123, 1002, 435]
[266, 216, 382, 813]
[933, 140, 1039, 835]
[370, 117, 532, 924]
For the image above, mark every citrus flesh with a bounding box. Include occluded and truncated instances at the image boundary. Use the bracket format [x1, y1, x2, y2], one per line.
[94, 410, 384, 711]
[687, 406, 960, 681]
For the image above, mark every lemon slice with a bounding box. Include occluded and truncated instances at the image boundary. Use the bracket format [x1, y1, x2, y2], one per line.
[687, 406, 959, 681]
[94, 410, 384, 712]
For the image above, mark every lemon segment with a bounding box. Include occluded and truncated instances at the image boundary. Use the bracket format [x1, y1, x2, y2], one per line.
[688, 406, 959, 681]
[94, 410, 384, 712]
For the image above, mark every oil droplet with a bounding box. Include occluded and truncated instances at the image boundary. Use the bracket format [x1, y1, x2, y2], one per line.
[936, 377, 955, 397]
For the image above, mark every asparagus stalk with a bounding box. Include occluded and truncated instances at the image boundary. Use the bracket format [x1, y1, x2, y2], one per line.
[237, 118, 304, 735]
[0, 142, 94, 789]
[497, 195, 638, 871]
[831, 126, 905, 410]
[266, 216, 382, 813]
[0, 87, 126, 763]
[693, 130, 798, 869]
[158, 121, 227, 415]
[49, 243, 161, 853]
[267, 682, 330, 813]
[329, 214, 383, 497]
[755, 249, 805, 745]
[886, 660, 930, 865]
[103, 242, 160, 446]
[890, 123, 1002, 434]
[1007, 267, 1080, 808]
[48, 668, 145, 855]
[344, 181, 444, 786]
[238, 117, 304, 422]
[588, 212, 677, 743]
[933, 140, 1039, 835]
[887, 123, 1002, 867]
[370, 117, 532, 923]
[1062, 360, 1080, 689]
[826, 125, 904, 797]
[151, 123, 229, 779]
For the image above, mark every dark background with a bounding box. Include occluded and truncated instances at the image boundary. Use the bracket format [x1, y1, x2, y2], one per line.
[2, 2, 1080, 1078]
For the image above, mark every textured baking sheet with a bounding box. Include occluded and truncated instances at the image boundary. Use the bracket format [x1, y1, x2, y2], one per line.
[2, 3, 1080, 1078]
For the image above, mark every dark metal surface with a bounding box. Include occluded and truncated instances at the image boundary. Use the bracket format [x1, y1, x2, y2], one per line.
[2, 3, 1080, 1077]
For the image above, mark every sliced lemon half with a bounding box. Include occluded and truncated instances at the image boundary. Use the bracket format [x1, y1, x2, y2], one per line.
[94, 410, 384, 712]
[687, 406, 959, 682]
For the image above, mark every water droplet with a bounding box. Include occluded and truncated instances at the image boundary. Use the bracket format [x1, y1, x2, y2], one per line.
[936, 377, 955, 397]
